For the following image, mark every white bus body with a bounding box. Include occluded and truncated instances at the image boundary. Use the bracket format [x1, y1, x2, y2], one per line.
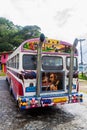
[6, 37, 83, 109]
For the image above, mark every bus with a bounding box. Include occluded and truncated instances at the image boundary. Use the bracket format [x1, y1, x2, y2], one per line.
[6, 34, 83, 110]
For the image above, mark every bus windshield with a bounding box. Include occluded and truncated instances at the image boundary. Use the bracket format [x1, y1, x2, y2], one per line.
[42, 56, 63, 70]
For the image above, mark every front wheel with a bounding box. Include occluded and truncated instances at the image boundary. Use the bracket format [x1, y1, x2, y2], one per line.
[9, 80, 13, 95]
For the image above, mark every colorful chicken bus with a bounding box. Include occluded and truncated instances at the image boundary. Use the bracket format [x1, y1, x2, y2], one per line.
[6, 34, 83, 109]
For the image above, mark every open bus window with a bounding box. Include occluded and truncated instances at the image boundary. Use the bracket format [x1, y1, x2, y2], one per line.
[23, 54, 37, 70]
[66, 57, 78, 70]
[42, 56, 63, 70]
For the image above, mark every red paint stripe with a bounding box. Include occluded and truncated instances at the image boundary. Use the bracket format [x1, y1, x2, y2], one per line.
[7, 71, 24, 97]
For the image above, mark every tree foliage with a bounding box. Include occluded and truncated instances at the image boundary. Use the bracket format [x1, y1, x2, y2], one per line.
[0, 42, 14, 52]
[0, 17, 41, 52]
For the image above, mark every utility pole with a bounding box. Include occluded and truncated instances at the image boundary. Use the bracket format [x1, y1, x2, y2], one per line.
[68, 38, 78, 96]
[78, 39, 85, 65]
[78, 39, 85, 76]
[36, 33, 45, 97]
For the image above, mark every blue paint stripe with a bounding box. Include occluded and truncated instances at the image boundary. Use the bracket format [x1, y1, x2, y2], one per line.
[19, 92, 81, 99]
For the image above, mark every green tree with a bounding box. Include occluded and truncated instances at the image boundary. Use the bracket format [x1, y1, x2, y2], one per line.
[0, 17, 41, 52]
[0, 42, 14, 52]
[19, 25, 41, 40]
[0, 17, 19, 52]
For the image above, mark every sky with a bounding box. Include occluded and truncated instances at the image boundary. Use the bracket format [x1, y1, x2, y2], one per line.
[1, 0, 87, 64]
[0, 0, 87, 44]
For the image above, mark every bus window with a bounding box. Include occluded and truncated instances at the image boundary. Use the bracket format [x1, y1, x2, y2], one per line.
[16, 54, 19, 69]
[23, 54, 37, 70]
[42, 56, 63, 70]
[66, 57, 78, 70]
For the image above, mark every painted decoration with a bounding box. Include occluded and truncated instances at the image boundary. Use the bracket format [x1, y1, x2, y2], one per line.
[22, 38, 71, 53]
[41, 72, 63, 91]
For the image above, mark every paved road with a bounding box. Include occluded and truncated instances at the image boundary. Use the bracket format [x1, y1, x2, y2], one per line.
[79, 80, 87, 93]
[0, 76, 87, 130]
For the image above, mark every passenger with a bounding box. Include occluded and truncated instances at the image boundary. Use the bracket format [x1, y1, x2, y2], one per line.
[42, 75, 48, 86]
[49, 73, 59, 90]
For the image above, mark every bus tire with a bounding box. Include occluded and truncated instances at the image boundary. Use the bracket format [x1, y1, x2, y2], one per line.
[6, 77, 8, 82]
[9, 80, 13, 95]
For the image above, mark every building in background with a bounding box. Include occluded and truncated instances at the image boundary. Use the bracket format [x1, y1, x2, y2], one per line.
[0, 51, 12, 73]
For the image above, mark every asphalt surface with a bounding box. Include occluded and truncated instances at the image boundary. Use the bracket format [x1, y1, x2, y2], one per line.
[0, 76, 87, 130]
[79, 79, 87, 93]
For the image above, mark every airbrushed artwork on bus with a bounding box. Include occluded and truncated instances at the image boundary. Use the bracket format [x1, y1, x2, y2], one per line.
[42, 72, 64, 91]
[21, 71, 64, 92]
[22, 38, 72, 53]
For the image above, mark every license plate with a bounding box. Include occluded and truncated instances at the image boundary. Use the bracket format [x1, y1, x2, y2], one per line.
[41, 99, 51, 104]
[53, 97, 67, 103]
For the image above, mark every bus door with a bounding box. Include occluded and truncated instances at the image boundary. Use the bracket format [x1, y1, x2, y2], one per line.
[41, 56, 65, 92]
[22, 54, 37, 96]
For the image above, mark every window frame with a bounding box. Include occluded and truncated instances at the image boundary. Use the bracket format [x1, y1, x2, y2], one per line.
[66, 57, 78, 70]
[42, 56, 63, 70]
[22, 54, 37, 70]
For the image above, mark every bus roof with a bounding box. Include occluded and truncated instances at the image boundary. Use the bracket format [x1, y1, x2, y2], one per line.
[11, 37, 78, 56]
[20, 37, 74, 54]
